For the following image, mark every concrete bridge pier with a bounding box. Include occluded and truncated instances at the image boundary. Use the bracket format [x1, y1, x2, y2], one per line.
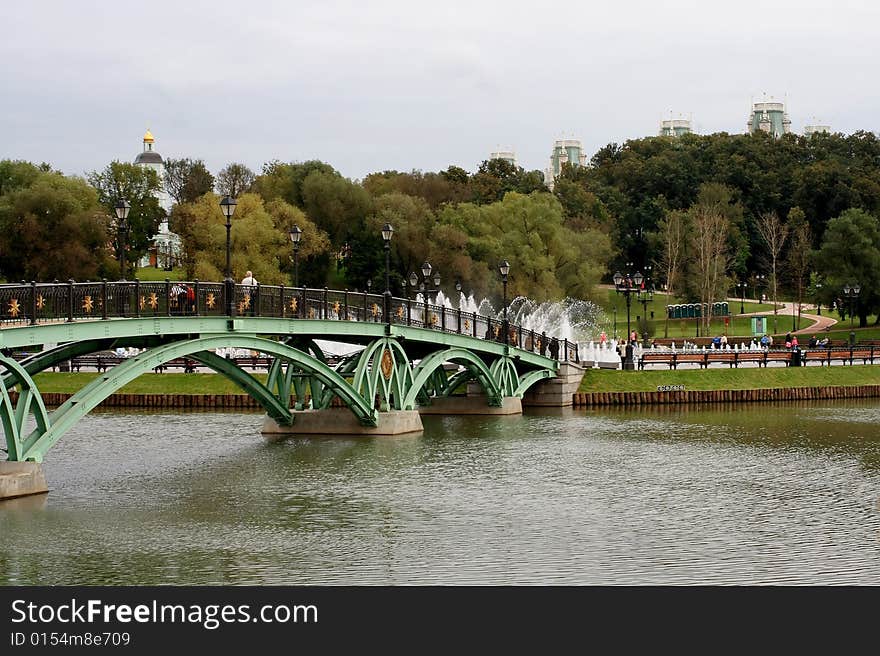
[522, 363, 586, 407]
[261, 409, 424, 439]
[0, 462, 49, 502]
[418, 394, 522, 415]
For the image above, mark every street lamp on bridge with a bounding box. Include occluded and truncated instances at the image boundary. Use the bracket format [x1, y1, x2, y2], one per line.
[289, 225, 302, 287]
[114, 199, 131, 280]
[499, 260, 510, 348]
[381, 223, 394, 325]
[613, 268, 643, 370]
[219, 195, 237, 316]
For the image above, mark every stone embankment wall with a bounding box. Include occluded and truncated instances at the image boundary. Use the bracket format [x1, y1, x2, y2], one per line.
[572, 385, 880, 406]
[9, 392, 342, 410]
[9, 385, 880, 410]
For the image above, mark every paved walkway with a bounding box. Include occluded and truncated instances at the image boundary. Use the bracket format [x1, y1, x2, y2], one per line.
[728, 297, 838, 335]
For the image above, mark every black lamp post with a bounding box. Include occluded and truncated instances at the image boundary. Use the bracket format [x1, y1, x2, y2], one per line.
[114, 199, 131, 280]
[815, 282, 823, 316]
[220, 195, 237, 316]
[499, 260, 510, 347]
[736, 281, 746, 314]
[381, 223, 394, 324]
[844, 283, 860, 345]
[408, 272, 419, 300]
[613, 268, 642, 370]
[754, 274, 766, 303]
[289, 225, 302, 287]
[419, 261, 435, 327]
[637, 285, 654, 346]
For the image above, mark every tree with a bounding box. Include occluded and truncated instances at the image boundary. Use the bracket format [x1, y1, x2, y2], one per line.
[216, 163, 255, 197]
[786, 207, 812, 330]
[690, 206, 729, 335]
[163, 158, 215, 206]
[253, 160, 337, 208]
[87, 161, 164, 269]
[174, 192, 330, 285]
[0, 160, 43, 197]
[756, 211, 789, 333]
[447, 192, 612, 302]
[656, 209, 689, 337]
[300, 170, 373, 247]
[0, 171, 113, 281]
[813, 208, 880, 327]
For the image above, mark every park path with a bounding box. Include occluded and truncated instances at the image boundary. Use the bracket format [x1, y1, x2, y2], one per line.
[590, 285, 839, 336]
[728, 297, 837, 335]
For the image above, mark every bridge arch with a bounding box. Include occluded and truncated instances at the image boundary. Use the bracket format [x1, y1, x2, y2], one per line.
[0, 354, 51, 462]
[17, 335, 377, 463]
[402, 348, 502, 410]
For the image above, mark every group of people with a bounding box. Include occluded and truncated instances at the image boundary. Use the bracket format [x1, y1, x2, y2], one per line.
[757, 332, 831, 349]
[169, 282, 196, 315]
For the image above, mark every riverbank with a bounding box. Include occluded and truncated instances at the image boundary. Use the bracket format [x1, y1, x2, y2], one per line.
[578, 365, 880, 392]
[17, 367, 880, 410]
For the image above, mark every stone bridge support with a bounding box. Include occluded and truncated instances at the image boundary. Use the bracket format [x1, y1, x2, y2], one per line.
[521, 362, 586, 407]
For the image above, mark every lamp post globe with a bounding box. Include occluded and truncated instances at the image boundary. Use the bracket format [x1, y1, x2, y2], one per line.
[289, 225, 302, 287]
[114, 199, 131, 280]
[219, 195, 237, 315]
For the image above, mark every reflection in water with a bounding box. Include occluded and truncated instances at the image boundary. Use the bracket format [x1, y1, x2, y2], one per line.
[1, 402, 879, 585]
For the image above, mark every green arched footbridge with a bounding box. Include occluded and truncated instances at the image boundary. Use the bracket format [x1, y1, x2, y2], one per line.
[0, 280, 578, 462]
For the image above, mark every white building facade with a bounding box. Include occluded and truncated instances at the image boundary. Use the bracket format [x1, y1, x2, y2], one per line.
[134, 130, 182, 269]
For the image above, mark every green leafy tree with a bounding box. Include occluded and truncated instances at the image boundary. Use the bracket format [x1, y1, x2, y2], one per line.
[175, 193, 329, 285]
[164, 158, 215, 206]
[0, 171, 113, 281]
[0, 160, 43, 197]
[455, 192, 612, 302]
[87, 161, 164, 268]
[813, 208, 880, 327]
[253, 160, 337, 208]
[216, 163, 256, 197]
[300, 170, 374, 247]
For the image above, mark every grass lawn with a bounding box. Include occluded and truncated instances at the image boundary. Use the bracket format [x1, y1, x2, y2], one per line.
[578, 365, 880, 393]
[30, 366, 880, 397]
[132, 267, 185, 281]
[599, 289, 786, 339]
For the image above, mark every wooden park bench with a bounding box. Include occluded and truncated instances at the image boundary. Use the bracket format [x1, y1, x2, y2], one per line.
[638, 352, 675, 370]
[802, 346, 877, 366]
[68, 355, 125, 372]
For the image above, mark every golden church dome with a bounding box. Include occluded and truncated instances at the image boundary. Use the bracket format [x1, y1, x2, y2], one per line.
[143, 130, 155, 143]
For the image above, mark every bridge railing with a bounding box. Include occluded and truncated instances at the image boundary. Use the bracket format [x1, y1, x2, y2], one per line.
[0, 280, 577, 363]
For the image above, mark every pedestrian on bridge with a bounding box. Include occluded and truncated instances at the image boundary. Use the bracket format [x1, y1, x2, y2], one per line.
[241, 270, 258, 316]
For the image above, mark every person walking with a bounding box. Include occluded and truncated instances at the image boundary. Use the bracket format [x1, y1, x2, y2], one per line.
[241, 270, 258, 316]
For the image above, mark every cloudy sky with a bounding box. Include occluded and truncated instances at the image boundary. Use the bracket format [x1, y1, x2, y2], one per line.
[3, 0, 877, 181]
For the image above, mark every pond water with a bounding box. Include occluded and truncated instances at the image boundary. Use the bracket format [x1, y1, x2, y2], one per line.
[2, 401, 879, 585]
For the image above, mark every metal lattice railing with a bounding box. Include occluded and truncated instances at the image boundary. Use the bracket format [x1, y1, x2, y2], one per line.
[0, 280, 577, 362]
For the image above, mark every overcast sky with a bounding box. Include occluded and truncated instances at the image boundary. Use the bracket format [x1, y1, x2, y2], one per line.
[3, 0, 878, 181]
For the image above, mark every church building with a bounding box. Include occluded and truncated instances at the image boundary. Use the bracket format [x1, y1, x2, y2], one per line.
[134, 130, 182, 269]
